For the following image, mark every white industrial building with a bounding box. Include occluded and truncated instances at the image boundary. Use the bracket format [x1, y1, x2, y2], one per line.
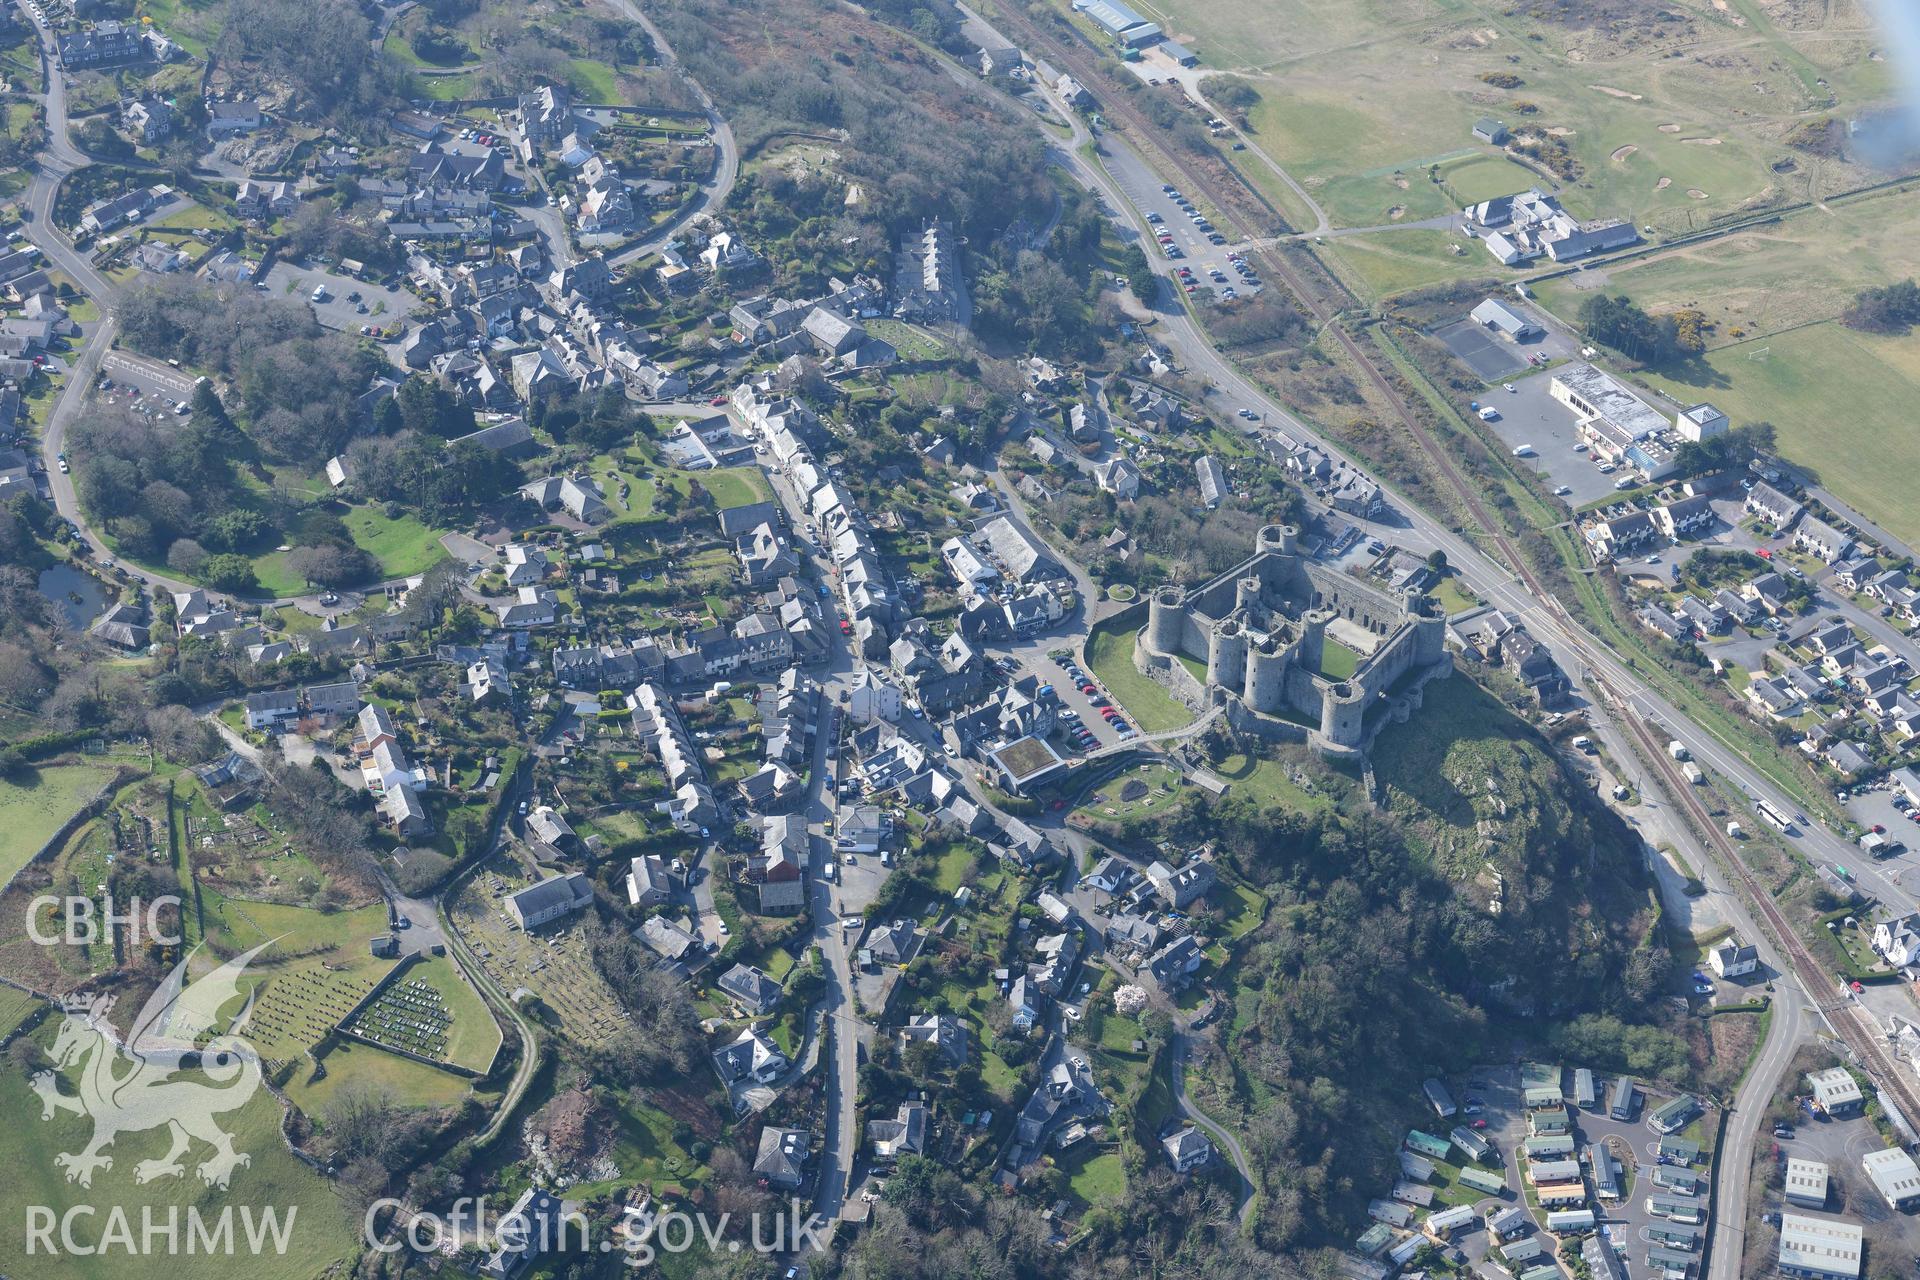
[1777, 1214, 1862, 1280]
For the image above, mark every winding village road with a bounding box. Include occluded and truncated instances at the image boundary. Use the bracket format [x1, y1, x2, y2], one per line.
[16, 0, 1911, 1261]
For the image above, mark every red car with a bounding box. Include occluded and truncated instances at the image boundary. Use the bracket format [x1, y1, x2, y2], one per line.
[1757, 548, 1772, 559]
[708, 396, 728, 406]
[1874, 823, 1887, 834]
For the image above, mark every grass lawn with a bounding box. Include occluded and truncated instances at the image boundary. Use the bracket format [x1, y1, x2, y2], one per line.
[1319, 637, 1359, 680]
[1639, 323, 1920, 548]
[1061, 1146, 1127, 1209]
[0, 763, 119, 884]
[931, 844, 978, 894]
[0, 1026, 359, 1279]
[249, 505, 446, 597]
[1210, 752, 1331, 811]
[283, 1038, 477, 1116]
[1432, 572, 1479, 617]
[866, 317, 953, 361]
[1085, 615, 1194, 734]
[698, 466, 774, 510]
[569, 57, 622, 101]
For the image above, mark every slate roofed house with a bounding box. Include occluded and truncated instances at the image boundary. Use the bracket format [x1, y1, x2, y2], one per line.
[752, 1126, 810, 1189]
[1793, 515, 1855, 564]
[802, 306, 865, 357]
[713, 1027, 787, 1084]
[1586, 509, 1656, 561]
[1096, 456, 1142, 499]
[525, 806, 577, 855]
[1873, 914, 1920, 968]
[625, 854, 674, 907]
[717, 963, 782, 1016]
[1653, 493, 1716, 541]
[867, 1101, 928, 1164]
[1163, 1125, 1212, 1173]
[1746, 481, 1805, 528]
[900, 1012, 969, 1065]
[1710, 936, 1760, 978]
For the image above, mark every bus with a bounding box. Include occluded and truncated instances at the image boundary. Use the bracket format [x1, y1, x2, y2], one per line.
[1756, 799, 1795, 834]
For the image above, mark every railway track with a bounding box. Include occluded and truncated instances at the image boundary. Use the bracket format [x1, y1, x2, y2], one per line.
[1608, 686, 1920, 1132]
[992, 0, 1920, 1141]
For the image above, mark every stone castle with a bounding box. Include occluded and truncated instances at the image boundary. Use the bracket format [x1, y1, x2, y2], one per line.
[1135, 524, 1451, 757]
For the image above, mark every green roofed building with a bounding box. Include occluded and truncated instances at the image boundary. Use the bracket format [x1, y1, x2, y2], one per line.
[1650, 1094, 1702, 1135]
[1648, 1245, 1697, 1273]
[1405, 1129, 1454, 1161]
[1355, 1223, 1394, 1257]
[1457, 1165, 1507, 1195]
[1658, 1135, 1701, 1165]
[1521, 1266, 1562, 1280]
[1530, 1106, 1571, 1136]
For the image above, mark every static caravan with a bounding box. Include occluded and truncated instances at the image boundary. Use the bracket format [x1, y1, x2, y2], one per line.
[1658, 1135, 1701, 1165]
[1406, 1129, 1454, 1162]
[1650, 1196, 1704, 1225]
[1424, 1077, 1458, 1119]
[1608, 1076, 1638, 1120]
[1528, 1158, 1581, 1184]
[1426, 1205, 1476, 1238]
[1574, 1068, 1597, 1110]
[1649, 1094, 1701, 1135]
[1651, 1166, 1700, 1194]
[1525, 1134, 1576, 1159]
[1647, 1245, 1696, 1275]
[1536, 1182, 1588, 1209]
[1501, 1237, 1548, 1266]
[1452, 1125, 1496, 1164]
[1546, 1209, 1596, 1234]
[1457, 1165, 1508, 1196]
[1647, 1223, 1700, 1251]
[1388, 1233, 1427, 1267]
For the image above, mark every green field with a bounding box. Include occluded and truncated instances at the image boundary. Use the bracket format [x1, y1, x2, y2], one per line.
[1534, 185, 1920, 343]
[1085, 615, 1194, 734]
[1163, 0, 1887, 245]
[282, 1038, 476, 1116]
[0, 1035, 359, 1279]
[0, 764, 119, 885]
[1640, 323, 1920, 548]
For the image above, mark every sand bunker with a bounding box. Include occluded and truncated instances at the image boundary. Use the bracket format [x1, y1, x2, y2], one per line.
[1546, 126, 1576, 137]
[1387, 205, 1407, 220]
[1392, 175, 1410, 189]
[1658, 123, 1682, 133]
[1611, 144, 1638, 163]
[1683, 136, 1724, 145]
[1687, 188, 1710, 199]
[1655, 177, 1673, 190]
[1590, 85, 1644, 100]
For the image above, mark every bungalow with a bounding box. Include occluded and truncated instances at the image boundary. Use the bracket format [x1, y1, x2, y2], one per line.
[625, 853, 674, 907]
[1744, 571, 1792, 614]
[1743, 677, 1803, 721]
[899, 1012, 969, 1066]
[1648, 1094, 1701, 1134]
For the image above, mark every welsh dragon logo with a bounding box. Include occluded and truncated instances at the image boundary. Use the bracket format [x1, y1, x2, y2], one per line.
[30, 941, 276, 1190]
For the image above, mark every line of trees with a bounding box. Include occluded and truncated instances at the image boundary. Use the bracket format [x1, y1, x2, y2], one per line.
[1578, 293, 1703, 364]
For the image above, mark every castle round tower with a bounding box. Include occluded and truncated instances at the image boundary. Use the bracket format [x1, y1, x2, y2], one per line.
[1207, 618, 1249, 693]
[1146, 586, 1186, 654]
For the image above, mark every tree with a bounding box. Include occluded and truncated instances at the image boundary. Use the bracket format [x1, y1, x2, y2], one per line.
[1841, 279, 1920, 335]
[1119, 242, 1154, 303]
[202, 554, 257, 593]
[166, 538, 210, 576]
[287, 543, 375, 589]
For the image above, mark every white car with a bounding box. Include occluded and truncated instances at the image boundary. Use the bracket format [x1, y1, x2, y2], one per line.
[1512, 444, 1535, 458]
[1504, 382, 1517, 393]
[1553, 485, 1572, 496]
